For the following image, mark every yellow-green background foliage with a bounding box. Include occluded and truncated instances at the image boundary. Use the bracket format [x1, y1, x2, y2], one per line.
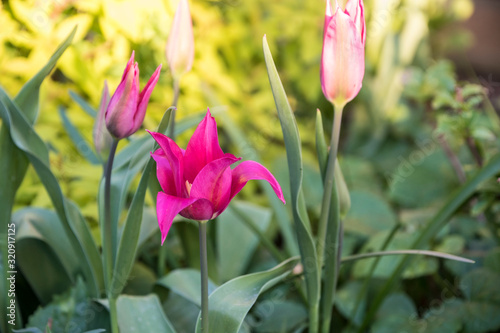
[0, 0, 473, 238]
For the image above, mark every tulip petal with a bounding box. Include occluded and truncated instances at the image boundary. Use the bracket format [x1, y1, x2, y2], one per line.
[136, 64, 162, 129]
[183, 109, 225, 183]
[190, 155, 241, 216]
[151, 149, 177, 196]
[148, 130, 185, 196]
[321, 6, 365, 105]
[166, 0, 195, 79]
[345, 0, 365, 45]
[156, 192, 199, 244]
[106, 62, 140, 138]
[179, 198, 214, 222]
[226, 161, 286, 212]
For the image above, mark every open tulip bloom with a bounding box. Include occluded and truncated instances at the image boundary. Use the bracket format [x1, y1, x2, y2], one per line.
[148, 109, 286, 244]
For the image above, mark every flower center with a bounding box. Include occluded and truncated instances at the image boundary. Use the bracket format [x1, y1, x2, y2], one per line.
[185, 180, 193, 196]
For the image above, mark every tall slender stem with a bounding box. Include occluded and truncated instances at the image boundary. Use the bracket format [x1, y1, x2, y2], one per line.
[168, 79, 180, 140]
[199, 221, 209, 333]
[103, 139, 119, 333]
[316, 104, 343, 268]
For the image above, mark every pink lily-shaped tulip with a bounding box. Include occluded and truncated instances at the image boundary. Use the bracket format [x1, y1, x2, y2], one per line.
[148, 110, 286, 244]
[106, 51, 162, 139]
[166, 0, 194, 80]
[321, 0, 365, 107]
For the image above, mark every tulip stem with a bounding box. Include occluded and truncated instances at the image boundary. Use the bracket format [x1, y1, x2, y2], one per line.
[199, 221, 209, 333]
[316, 104, 343, 333]
[168, 79, 180, 139]
[103, 138, 119, 333]
[316, 104, 343, 270]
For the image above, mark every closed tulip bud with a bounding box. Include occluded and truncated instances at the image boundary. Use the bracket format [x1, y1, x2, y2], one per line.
[93, 81, 113, 161]
[321, 0, 366, 107]
[166, 0, 194, 80]
[105, 51, 161, 139]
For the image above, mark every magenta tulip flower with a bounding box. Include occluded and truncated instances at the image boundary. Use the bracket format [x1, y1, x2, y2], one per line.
[320, 0, 365, 107]
[148, 110, 286, 244]
[105, 51, 162, 139]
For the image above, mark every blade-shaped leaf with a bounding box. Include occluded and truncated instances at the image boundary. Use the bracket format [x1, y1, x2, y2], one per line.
[263, 35, 320, 332]
[0, 28, 76, 332]
[156, 269, 218, 306]
[195, 257, 300, 333]
[116, 294, 176, 333]
[0, 91, 101, 297]
[58, 106, 100, 164]
[110, 109, 172, 297]
[69, 90, 98, 118]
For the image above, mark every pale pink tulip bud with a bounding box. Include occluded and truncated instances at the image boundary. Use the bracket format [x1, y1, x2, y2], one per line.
[321, 0, 366, 107]
[93, 81, 113, 160]
[166, 0, 195, 80]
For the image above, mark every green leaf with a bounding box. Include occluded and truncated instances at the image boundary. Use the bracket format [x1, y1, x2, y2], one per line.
[0, 28, 76, 332]
[156, 269, 217, 306]
[252, 300, 307, 332]
[69, 90, 97, 118]
[218, 110, 299, 257]
[344, 190, 397, 236]
[195, 257, 300, 333]
[13, 208, 79, 304]
[116, 295, 176, 333]
[218, 201, 274, 281]
[263, 35, 319, 332]
[27, 278, 110, 333]
[0, 89, 102, 297]
[110, 108, 172, 297]
[58, 106, 100, 165]
[361, 153, 500, 330]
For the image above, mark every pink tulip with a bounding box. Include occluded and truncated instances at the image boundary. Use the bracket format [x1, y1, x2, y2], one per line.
[148, 110, 286, 244]
[93, 81, 113, 159]
[320, 0, 365, 107]
[166, 0, 194, 80]
[106, 51, 162, 139]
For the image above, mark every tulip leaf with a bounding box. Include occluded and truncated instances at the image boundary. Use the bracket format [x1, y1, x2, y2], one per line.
[263, 35, 320, 331]
[110, 108, 172, 297]
[116, 294, 176, 333]
[218, 111, 299, 257]
[218, 201, 274, 281]
[69, 90, 98, 118]
[156, 269, 218, 306]
[58, 106, 100, 165]
[360, 152, 500, 330]
[0, 90, 102, 297]
[13, 208, 80, 304]
[0, 28, 76, 332]
[194, 257, 300, 333]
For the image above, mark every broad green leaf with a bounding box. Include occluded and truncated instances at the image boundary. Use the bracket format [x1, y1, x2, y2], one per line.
[156, 269, 217, 306]
[13, 208, 79, 304]
[26, 278, 110, 333]
[361, 153, 500, 330]
[252, 300, 307, 333]
[218, 201, 274, 281]
[263, 35, 319, 332]
[110, 108, 172, 297]
[0, 91, 101, 297]
[335, 281, 367, 326]
[0, 28, 76, 332]
[58, 106, 100, 164]
[344, 191, 397, 236]
[162, 293, 200, 333]
[116, 295, 176, 333]
[195, 257, 300, 333]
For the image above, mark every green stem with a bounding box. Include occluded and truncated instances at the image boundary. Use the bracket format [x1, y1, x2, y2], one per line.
[104, 139, 119, 332]
[316, 104, 343, 268]
[342, 249, 475, 264]
[168, 80, 180, 140]
[199, 221, 209, 333]
[109, 296, 119, 333]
